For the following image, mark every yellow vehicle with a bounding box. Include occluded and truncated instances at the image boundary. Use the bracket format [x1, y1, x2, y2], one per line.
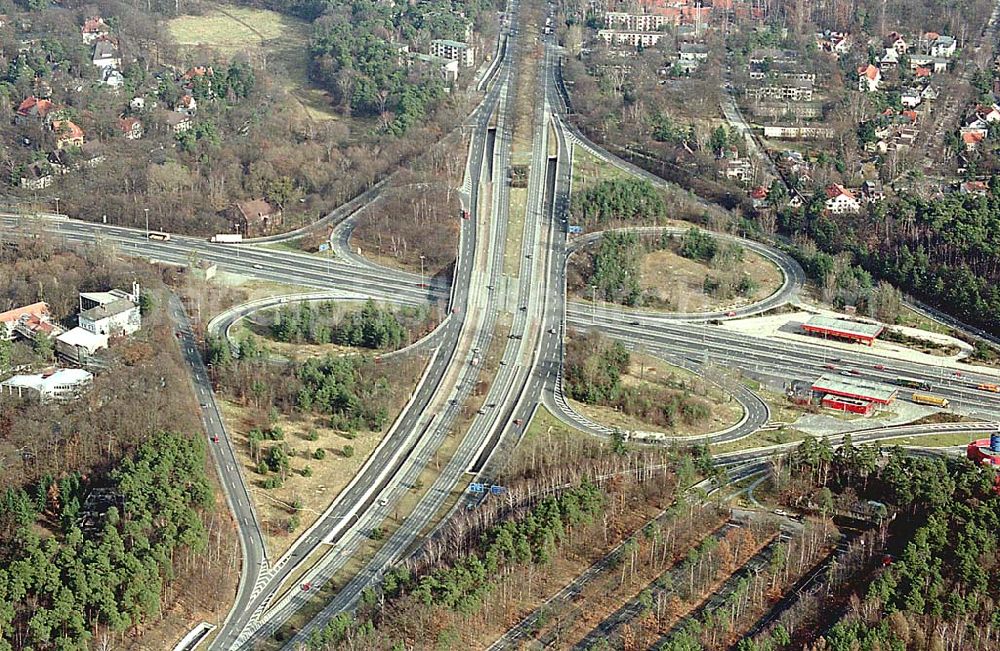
[911, 393, 949, 408]
[977, 383, 999, 392]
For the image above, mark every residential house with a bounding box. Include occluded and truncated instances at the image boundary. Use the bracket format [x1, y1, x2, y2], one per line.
[974, 103, 1000, 123]
[920, 84, 939, 100]
[19, 163, 54, 190]
[915, 66, 932, 79]
[0, 368, 93, 402]
[0, 302, 50, 340]
[909, 54, 948, 72]
[175, 95, 197, 116]
[118, 117, 143, 140]
[962, 131, 985, 151]
[679, 43, 710, 61]
[101, 67, 124, 89]
[861, 180, 886, 203]
[227, 199, 283, 237]
[15, 96, 56, 124]
[750, 186, 769, 209]
[719, 152, 753, 184]
[598, 30, 663, 48]
[824, 184, 861, 214]
[857, 64, 881, 92]
[81, 17, 108, 44]
[880, 48, 899, 68]
[182, 66, 213, 82]
[960, 180, 989, 195]
[78, 287, 141, 338]
[130, 97, 146, 111]
[51, 120, 84, 150]
[163, 111, 192, 134]
[901, 89, 922, 108]
[930, 34, 956, 58]
[885, 32, 909, 54]
[92, 39, 120, 69]
[55, 327, 108, 366]
[816, 31, 851, 57]
[429, 39, 474, 68]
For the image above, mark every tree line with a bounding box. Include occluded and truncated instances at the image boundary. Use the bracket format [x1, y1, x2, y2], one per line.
[769, 437, 1000, 651]
[778, 182, 1000, 333]
[0, 431, 213, 650]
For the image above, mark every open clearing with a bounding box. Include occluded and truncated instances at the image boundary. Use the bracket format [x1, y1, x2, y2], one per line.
[640, 245, 783, 313]
[167, 4, 339, 122]
[569, 353, 743, 436]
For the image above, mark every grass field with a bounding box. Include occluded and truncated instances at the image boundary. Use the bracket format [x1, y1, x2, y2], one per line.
[167, 4, 339, 121]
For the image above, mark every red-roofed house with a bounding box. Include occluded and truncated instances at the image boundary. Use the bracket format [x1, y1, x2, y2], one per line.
[901, 109, 918, 123]
[51, 120, 84, 149]
[175, 94, 197, 116]
[16, 96, 56, 124]
[0, 302, 50, 340]
[915, 66, 931, 78]
[963, 131, 985, 151]
[857, 64, 881, 92]
[960, 180, 989, 195]
[975, 103, 1000, 123]
[226, 199, 283, 237]
[824, 185, 861, 214]
[118, 117, 143, 140]
[182, 66, 214, 81]
[81, 16, 109, 44]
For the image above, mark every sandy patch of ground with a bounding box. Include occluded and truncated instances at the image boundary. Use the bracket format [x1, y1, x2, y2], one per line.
[639, 246, 782, 313]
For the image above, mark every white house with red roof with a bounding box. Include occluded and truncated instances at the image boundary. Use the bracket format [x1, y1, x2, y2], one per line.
[118, 117, 143, 140]
[0, 302, 50, 340]
[857, 64, 881, 92]
[81, 17, 109, 44]
[824, 185, 861, 214]
[51, 120, 85, 149]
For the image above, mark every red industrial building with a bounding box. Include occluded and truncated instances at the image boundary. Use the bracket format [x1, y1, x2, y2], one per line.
[821, 394, 875, 415]
[812, 374, 897, 405]
[967, 435, 1000, 494]
[967, 435, 1000, 468]
[801, 315, 884, 346]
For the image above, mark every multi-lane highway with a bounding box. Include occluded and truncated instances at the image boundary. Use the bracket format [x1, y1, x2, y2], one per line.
[4, 2, 1000, 649]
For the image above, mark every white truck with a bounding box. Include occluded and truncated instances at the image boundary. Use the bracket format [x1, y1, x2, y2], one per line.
[210, 233, 243, 243]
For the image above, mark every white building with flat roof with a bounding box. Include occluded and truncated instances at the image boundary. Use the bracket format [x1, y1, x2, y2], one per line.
[1, 368, 93, 402]
[429, 39, 475, 68]
[55, 327, 108, 365]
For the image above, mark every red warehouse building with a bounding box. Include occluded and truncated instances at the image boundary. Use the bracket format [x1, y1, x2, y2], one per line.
[801, 315, 884, 345]
[821, 394, 875, 415]
[812, 374, 897, 405]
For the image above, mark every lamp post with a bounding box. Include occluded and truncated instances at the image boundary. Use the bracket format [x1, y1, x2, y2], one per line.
[144, 207, 149, 239]
[420, 255, 426, 289]
[54, 197, 60, 216]
[591, 284, 597, 324]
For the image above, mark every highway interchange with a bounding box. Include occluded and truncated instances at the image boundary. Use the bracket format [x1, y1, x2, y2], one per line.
[3, 2, 1000, 649]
